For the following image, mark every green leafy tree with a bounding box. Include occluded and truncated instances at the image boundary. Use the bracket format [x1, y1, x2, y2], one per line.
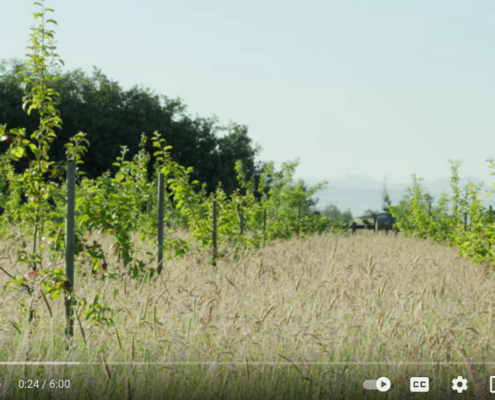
[321, 204, 353, 225]
[0, 0, 114, 328]
[0, 61, 263, 195]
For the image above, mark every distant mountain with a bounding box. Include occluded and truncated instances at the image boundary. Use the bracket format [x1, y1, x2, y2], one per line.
[301, 175, 495, 218]
[303, 175, 384, 189]
[324, 175, 386, 189]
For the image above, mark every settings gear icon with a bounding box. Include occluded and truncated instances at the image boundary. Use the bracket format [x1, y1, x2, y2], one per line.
[452, 376, 468, 393]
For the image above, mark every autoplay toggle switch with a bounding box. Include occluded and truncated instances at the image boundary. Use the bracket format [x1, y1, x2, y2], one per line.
[363, 377, 391, 392]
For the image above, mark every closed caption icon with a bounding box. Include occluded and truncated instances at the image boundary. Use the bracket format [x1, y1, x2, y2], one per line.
[410, 377, 429, 392]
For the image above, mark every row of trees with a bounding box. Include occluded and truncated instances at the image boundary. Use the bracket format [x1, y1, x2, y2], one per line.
[382, 160, 495, 267]
[6, 0, 495, 337]
[0, 59, 263, 195]
[0, 0, 350, 327]
[319, 204, 354, 225]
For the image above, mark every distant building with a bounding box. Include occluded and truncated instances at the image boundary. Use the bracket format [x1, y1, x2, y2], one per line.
[351, 211, 396, 232]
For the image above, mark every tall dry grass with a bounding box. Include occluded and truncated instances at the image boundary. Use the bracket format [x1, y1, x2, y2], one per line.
[0, 231, 494, 399]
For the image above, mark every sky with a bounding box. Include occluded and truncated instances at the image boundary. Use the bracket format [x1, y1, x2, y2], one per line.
[2, 0, 495, 189]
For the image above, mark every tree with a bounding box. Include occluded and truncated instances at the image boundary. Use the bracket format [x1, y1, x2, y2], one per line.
[382, 179, 392, 212]
[0, 59, 262, 195]
[321, 204, 353, 224]
[341, 209, 353, 224]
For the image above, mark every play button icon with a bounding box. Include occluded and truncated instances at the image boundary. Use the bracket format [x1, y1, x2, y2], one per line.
[376, 377, 391, 392]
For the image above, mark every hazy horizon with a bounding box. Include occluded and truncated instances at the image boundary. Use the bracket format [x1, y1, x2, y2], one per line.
[2, 1, 495, 186]
[304, 174, 495, 217]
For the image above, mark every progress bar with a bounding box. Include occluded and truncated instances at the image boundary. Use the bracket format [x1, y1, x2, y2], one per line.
[0, 362, 493, 366]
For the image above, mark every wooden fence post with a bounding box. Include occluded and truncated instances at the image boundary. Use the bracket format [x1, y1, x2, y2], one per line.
[65, 161, 76, 339]
[464, 212, 467, 231]
[297, 200, 301, 237]
[239, 207, 244, 235]
[262, 208, 267, 244]
[428, 201, 432, 216]
[212, 200, 217, 266]
[490, 206, 494, 250]
[157, 173, 164, 274]
[263, 209, 267, 233]
[374, 217, 378, 234]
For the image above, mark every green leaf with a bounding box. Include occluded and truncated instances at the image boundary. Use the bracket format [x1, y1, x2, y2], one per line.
[11, 146, 25, 159]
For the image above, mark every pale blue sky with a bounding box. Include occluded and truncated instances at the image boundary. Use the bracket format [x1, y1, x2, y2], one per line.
[2, 0, 495, 187]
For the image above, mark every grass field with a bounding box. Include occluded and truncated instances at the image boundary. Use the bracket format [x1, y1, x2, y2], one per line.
[1, 231, 494, 399]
